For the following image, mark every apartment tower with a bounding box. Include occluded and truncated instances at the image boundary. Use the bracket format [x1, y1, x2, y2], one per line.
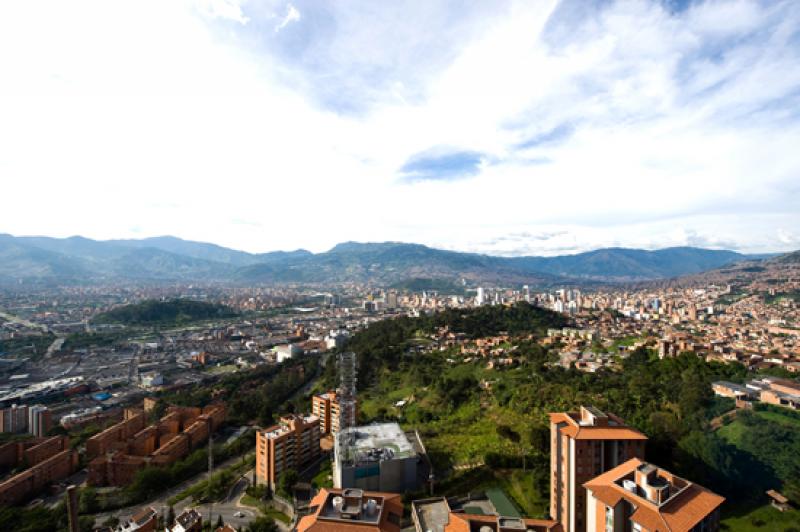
[550, 406, 647, 532]
[256, 414, 320, 490]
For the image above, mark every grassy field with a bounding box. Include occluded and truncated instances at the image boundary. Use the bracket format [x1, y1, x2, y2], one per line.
[206, 364, 238, 375]
[717, 418, 748, 445]
[718, 408, 800, 447]
[721, 503, 800, 531]
[754, 409, 800, 428]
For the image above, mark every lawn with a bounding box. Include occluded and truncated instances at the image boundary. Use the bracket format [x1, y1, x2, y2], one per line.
[717, 419, 747, 446]
[754, 409, 800, 429]
[264, 508, 291, 524]
[239, 494, 291, 524]
[311, 459, 333, 489]
[721, 503, 800, 531]
[207, 364, 238, 375]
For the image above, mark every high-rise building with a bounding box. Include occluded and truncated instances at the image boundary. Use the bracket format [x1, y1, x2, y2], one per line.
[28, 405, 52, 437]
[583, 458, 724, 531]
[256, 414, 320, 490]
[550, 406, 647, 532]
[313, 391, 355, 436]
[476, 287, 485, 306]
[0, 404, 28, 433]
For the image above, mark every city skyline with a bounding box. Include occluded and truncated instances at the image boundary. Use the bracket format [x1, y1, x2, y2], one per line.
[2, 0, 800, 256]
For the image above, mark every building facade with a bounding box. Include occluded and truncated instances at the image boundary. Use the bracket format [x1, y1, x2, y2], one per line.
[334, 423, 421, 493]
[312, 390, 354, 435]
[0, 404, 28, 433]
[256, 414, 320, 490]
[550, 407, 647, 532]
[28, 405, 52, 438]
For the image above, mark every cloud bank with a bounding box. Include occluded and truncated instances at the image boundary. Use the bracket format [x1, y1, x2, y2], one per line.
[0, 0, 798, 256]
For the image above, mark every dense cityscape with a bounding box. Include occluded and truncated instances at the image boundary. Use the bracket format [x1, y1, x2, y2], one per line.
[0, 242, 798, 531]
[4, 0, 800, 531]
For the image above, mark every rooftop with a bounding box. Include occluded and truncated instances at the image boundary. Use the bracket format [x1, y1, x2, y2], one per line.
[549, 406, 648, 441]
[298, 488, 404, 532]
[584, 458, 724, 531]
[339, 423, 416, 464]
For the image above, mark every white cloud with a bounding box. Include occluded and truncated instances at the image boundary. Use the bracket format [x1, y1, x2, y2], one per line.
[194, 0, 249, 25]
[275, 3, 300, 32]
[0, 0, 798, 256]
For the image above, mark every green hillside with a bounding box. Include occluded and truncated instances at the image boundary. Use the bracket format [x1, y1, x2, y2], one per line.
[92, 299, 238, 326]
[333, 303, 800, 521]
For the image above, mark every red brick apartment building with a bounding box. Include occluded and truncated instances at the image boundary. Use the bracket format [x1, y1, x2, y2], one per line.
[0, 435, 78, 505]
[87, 401, 225, 486]
[256, 413, 320, 490]
[584, 458, 724, 531]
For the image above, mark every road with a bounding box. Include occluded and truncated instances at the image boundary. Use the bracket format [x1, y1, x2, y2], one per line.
[128, 343, 140, 383]
[45, 336, 65, 359]
[94, 453, 255, 528]
[0, 308, 49, 332]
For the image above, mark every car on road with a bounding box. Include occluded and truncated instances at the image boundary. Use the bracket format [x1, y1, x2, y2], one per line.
[234, 511, 245, 518]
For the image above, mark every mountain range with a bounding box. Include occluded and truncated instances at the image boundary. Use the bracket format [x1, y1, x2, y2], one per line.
[0, 233, 780, 286]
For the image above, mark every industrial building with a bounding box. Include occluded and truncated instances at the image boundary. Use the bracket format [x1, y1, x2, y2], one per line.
[334, 423, 424, 493]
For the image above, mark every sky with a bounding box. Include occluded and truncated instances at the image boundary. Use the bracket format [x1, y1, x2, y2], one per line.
[1, 0, 799, 257]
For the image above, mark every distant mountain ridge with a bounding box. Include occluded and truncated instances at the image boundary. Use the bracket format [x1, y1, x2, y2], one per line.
[0, 233, 779, 286]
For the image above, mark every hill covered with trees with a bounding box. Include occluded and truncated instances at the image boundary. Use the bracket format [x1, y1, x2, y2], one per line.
[336, 302, 799, 522]
[92, 299, 238, 326]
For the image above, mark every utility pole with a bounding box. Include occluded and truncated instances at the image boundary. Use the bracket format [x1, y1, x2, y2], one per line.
[207, 418, 213, 529]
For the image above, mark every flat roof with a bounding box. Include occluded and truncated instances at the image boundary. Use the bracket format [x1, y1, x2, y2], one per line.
[340, 423, 417, 463]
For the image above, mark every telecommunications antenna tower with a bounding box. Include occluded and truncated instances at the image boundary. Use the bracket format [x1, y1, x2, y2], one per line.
[336, 351, 357, 464]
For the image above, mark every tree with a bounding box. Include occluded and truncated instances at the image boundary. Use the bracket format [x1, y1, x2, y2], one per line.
[166, 505, 176, 528]
[277, 469, 299, 499]
[216, 514, 224, 529]
[246, 516, 280, 532]
[78, 486, 98, 514]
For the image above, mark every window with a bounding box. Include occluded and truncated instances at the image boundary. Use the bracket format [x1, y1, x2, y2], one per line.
[605, 506, 614, 532]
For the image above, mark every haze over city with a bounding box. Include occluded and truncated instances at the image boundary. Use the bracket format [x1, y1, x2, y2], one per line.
[2, 0, 800, 256]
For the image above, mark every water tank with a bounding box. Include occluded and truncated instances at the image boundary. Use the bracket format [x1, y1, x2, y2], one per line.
[365, 499, 378, 516]
[332, 496, 344, 511]
[480, 526, 493, 532]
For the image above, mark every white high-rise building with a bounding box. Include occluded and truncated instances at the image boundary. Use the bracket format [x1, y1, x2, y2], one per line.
[475, 287, 485, 306]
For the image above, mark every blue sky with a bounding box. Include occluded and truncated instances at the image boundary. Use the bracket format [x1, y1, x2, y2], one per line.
[0, 0, 799, 256]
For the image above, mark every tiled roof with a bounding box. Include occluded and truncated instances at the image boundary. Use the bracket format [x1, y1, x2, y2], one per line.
[584, 458, 725, 532]
[549, 412, 648, 440]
